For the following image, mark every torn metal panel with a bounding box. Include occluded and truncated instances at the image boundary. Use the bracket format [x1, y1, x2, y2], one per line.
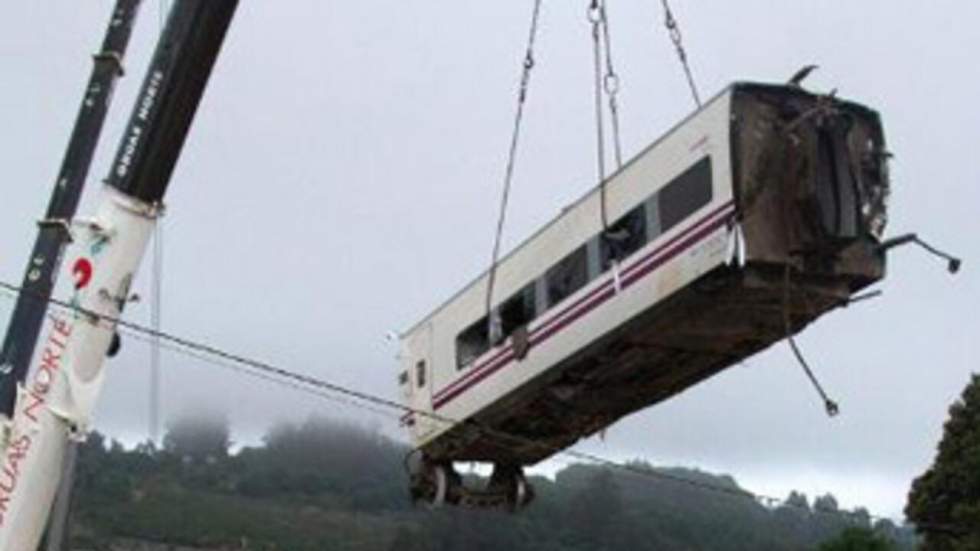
[731, 83, 889, 283]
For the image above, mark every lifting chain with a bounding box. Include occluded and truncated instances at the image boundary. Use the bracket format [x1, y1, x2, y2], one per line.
[660, 0, 702, 108]
[485, 0, 544, 320]
[589, 0, 629, 293]
[589, 0, 624, 232]
[589, 0, 624, 173]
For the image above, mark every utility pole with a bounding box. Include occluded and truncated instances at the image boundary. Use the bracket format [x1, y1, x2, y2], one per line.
[0, 2, 238, 549]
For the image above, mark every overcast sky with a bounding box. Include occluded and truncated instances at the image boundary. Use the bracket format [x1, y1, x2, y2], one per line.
[1, 1, 977, 520]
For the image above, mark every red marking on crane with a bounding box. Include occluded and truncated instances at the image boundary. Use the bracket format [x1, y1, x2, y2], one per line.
[0, 317, 73, 526]
[72, 258, 93, 289]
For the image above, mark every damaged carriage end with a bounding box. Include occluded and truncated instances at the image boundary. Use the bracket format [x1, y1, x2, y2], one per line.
[730, 82, 959, 415]
[731, 83, 891, 294]
[878, 233, 961, 275]
[729, 83, 897, 416]
[732, 82, 960, 288]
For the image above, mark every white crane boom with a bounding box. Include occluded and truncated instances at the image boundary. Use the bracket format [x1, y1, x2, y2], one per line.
[0, 2, 238, 548]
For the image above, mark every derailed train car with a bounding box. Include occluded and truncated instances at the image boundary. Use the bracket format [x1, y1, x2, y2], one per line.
[398, 81, 890, 509]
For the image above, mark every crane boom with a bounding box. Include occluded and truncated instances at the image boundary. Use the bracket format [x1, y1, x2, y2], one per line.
[0, 2, 238, 548]
[0, 0, 142, 420]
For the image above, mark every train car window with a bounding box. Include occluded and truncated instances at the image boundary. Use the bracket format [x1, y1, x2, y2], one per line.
[498, 283, 536, 338]
[398, 371, 409, 386]
[534, 278, 549, 316]
[600, 204, 648, 269]
[586, 237, 602, 281]
[456, 317, 489, 369]
[645, 195, 663, 242]
[416, 360, 426, 388]
[545, 246, 589, 307]
[658, 156, 713, 233]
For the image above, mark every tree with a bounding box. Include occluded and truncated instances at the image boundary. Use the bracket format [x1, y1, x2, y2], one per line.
[564, 468, 624, 550]
[67, 416, 923, 550]
[906, 374, 980, 549]
[388, 526, 429, 551]
[775, 490, 812, 537]
[162, 410, 231, 463]
[819, 527, 896, 551]
[814, 494, 840, 514]
[250, 417, 406, 508]
[786, 490, 811, 512]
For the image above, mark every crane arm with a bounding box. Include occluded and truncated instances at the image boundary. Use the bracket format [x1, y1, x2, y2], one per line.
[0, 2, 238, 549]
[0, 0, 142, 419]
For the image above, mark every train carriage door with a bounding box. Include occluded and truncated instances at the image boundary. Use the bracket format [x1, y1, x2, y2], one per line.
[407, 322, 437, 440]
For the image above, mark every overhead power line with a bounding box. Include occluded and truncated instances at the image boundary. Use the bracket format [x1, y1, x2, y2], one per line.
[117, 320, 403, 423]
[0, 280, 908, 527]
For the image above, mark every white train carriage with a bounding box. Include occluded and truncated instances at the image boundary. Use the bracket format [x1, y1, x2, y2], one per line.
[399, 82, 889, 508]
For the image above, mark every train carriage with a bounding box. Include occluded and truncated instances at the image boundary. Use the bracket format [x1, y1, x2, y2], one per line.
[399, 81, 889, 509]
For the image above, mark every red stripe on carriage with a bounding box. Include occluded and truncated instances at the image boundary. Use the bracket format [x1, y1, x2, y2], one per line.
[431, 201, 735, 410]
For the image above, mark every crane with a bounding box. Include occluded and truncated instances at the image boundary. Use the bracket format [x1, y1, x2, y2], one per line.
[0, 2, 238, 548]
[0, 0, 141, 430]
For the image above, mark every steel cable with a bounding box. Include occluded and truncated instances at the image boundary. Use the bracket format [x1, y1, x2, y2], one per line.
[485, 0, 544, 321]
[660, 0, 702, 108]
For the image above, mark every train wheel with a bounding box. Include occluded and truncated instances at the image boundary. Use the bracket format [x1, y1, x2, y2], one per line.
[513, 476, 529, 510]
[406, 454, 453, 508]
[430, 464, 448, 508]
[514, 473, 535, 510]
[502, 469, 534, 512]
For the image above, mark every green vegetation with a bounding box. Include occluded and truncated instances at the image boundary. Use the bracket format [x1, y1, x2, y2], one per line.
[819, 527, 896, 551]
[906, 373, 980, 550]
[69, 415, 916, 550]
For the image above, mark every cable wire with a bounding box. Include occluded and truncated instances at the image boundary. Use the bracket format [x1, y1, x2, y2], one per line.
[485, 0, 544, 323]
[149, 0, 169, 447]
[118, 324, 403, 423]
[598, 1, 623, 170]
[590, 0, 625, 235]
[150, 211, 163, 444]
[783, 264, 839, 417]
[659, 0, 702, 108]
[0, 279, 909, 527]
[589, 1, 609, 230]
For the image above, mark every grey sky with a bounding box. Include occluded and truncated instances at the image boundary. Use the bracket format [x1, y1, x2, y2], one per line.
[1, 1, 977, 519]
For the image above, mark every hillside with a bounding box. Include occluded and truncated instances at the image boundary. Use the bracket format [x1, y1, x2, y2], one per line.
[65, 416, 917, 550]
